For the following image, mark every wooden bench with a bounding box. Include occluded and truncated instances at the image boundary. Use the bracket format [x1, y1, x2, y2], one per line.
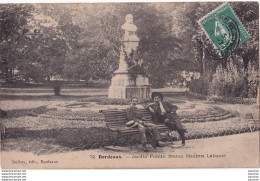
[99, 108, 172, 146]
[0, 109, 7, 139]
[247, 119, 260, 132]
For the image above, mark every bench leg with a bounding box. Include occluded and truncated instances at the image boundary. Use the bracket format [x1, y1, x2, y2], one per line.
[249, 125, 253, 132]
[113, 132, 121, 147]
[146, 131, 156, 149]
[165, 131, 173, 143]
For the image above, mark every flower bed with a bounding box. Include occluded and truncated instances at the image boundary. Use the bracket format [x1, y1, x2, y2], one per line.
[79, 96, 185, 105]
[178, 106, 235, 123]
[2, 101, 256, 154]
[5, 106, 57, 118]
[2, 112, 258, 154]
[41, 110, 104, 122]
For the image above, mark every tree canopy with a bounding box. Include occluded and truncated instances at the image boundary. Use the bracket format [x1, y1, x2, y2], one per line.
[0, 2, 258, 90]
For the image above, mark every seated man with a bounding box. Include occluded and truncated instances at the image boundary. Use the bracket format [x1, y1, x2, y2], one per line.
[126, 97, 162, 152]
[0, 109, 7, 138]
[147, 92, 187, 146]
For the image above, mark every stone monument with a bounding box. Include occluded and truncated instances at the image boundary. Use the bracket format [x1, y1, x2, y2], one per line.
[108, 14, 150, 99]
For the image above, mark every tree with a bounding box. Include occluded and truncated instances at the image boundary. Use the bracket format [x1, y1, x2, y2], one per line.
[159, 2, 258, 97]
[2, 2, 257, 94]
[232, 2, 259, 98]
[156, 2, 222, 76]
[0, 4, 34, 83]
[67, 3, 182, 87]
[231, 2, 259, 71]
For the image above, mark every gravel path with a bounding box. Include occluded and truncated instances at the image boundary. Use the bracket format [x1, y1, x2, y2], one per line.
[2, 132, 259, 169]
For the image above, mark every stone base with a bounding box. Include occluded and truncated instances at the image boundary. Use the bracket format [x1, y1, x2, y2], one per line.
[108, 72, 150, 99]
[108, 85, 150, 99]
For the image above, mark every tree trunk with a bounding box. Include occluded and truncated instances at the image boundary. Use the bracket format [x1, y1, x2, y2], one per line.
[202, 48, 206, 75]
[257, 85, 260, 106]
[221, 57, 227, 68]
[47, 75, 50, 82]
[9, 67, 13, 83]
[85, 76, 93, 86]
[200, 37, 207, 75]
[258, 55, 260, 105]
[3, 59, 9, 84]
[85, 79, 89, 86]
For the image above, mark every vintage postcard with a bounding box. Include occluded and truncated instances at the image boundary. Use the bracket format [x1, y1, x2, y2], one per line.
[0, 2, 259, 169]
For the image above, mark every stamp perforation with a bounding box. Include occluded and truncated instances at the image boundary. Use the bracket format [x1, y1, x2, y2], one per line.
[198, 3, 251, 56]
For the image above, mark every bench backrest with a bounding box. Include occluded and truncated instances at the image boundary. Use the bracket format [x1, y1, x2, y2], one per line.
[100, 109, 153, 129]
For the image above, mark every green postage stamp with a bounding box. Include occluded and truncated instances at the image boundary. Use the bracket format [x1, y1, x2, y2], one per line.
[199, 3, 250, 56]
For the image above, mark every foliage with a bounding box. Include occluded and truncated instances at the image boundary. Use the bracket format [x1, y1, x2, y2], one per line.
[187, 75, 211, 96]
[208, 96, 257, 104]
[247, 62, 259, 98]
[5, 106, 56, 118]
[76, 3, 183, 87]
[189, 2, 259, 76]
[184, 2, 259, 98]
[79, 96, 185, 106]
[159, 2, 222, 75]
[0, 2, 258, 94]
[2, 109, 255, 152]
[45, 109, 104, 122]
[231, 2, 259, 71]
[0, 4, 183, 87]
[210, 60, 248, 97]
[80, 96, 152, 105]
[209, 55, 259, 99]
[0, 4, 34, 83]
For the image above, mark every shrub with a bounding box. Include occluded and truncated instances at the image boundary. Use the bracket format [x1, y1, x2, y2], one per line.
[210, 61, 247, 98]
[187, 75, 211, 96]
[247, 62, 259, 98]
[208, 96, 256, 104]
[54, 86, 61, 96]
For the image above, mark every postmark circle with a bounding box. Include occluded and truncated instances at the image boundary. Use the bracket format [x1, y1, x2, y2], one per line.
[214, 15, 240, 55]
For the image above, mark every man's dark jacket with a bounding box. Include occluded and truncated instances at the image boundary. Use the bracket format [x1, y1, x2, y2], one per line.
[146, 101, 175, 123]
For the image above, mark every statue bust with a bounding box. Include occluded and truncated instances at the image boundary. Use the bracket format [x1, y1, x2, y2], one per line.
[121, 14, 139, 42]
[121, 14, 137, 32]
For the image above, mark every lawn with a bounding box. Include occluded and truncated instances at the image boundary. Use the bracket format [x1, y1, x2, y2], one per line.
[0, 87, 258, 155]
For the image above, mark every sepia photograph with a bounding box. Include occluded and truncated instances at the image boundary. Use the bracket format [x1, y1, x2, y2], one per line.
[0, 2, 259, 169]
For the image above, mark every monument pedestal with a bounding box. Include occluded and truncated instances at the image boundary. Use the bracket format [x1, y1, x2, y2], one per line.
[108, 14, 151, 99]
[108, 73, 150, 99]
